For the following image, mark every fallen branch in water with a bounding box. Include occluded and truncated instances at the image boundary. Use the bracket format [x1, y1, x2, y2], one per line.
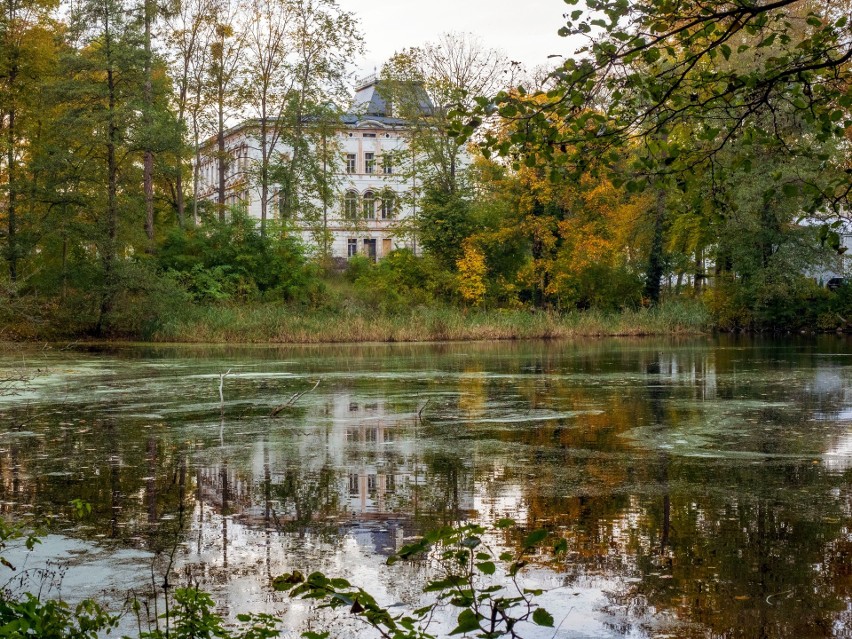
[270, 379, 320, 417]
[218, 369, 232, 417]
[417, 398, 431, 420]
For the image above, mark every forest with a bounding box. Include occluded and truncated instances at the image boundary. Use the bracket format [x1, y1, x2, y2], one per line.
[0, 0, 850, 340]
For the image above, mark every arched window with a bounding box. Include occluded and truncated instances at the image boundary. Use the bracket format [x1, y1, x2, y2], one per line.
[363, 190, 375, 219]
[344, 190, 359, 219]
[380, 190, 396, 220]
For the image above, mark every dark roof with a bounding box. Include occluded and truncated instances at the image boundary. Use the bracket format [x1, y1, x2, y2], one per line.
[348, 75, 432, 120]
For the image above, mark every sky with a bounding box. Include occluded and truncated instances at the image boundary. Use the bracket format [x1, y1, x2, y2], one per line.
[335, 0, 572, 78]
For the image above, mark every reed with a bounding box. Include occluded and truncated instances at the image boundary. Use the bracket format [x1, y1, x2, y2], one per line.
[152, 299, 711, 343]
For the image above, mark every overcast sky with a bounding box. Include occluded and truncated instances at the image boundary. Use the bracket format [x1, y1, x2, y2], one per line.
[336, 0, 572, 78]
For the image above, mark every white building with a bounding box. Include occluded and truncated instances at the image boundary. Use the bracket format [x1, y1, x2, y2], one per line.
[196, 75, 424, 261]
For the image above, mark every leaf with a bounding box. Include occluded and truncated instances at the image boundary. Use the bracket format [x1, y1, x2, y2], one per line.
[301, 633, 330, 639]
[449, 609, 481, 635]
[756, 33, 776, 48]
[523, 529, 549, 548]
[272, 571, 304, 591]
[533, 607, 555, 627]
[476, 561, 496, 575]
[461, 536, 481, 549]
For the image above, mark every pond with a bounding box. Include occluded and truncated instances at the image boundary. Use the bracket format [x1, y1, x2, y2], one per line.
[0, 337, 850, 638]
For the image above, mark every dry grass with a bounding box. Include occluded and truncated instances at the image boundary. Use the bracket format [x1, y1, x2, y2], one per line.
[152, 300, 711, 343]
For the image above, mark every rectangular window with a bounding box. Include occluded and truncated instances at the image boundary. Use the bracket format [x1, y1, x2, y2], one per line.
[347, 239, 358, 257]
[382, 155, 393, 174]
[363, 238, 377, 262]
[346, 153, 356, 173]
[363, 133, 376, 138]
[364, 152, 375, 174]
[349, 473, 359, 495]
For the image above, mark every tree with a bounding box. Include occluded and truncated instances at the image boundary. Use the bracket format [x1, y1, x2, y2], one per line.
[241, 0, 361, 238]
[380, 33, 514, 264]
[0, 0, 57, 284]
[473, 0, 852, 213]
[163, 0, 215, 226]
[206, 0, 244, 220]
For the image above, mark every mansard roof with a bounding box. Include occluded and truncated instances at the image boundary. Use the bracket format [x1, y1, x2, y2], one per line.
[348, 74, 432, 122]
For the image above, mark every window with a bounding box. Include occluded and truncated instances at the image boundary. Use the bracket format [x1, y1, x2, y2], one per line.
[382, 155, 393, 174]
[364, 152, 375, 174]
[363, 238, 377, 261]
[347, 239, 357, 257]
[349, 474, 359, 495]
[345, 153, 356, 174]
[344, 191, 359, 219]
[363, 133, 376, 138]
[380, 191, 395, 219]
[363, 191, 375, 219]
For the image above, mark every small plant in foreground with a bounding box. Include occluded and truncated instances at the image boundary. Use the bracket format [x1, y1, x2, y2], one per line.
[273, 520, 566, 639]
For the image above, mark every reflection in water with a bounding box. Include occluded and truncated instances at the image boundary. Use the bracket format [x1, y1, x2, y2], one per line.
[0, 337, 851, 637]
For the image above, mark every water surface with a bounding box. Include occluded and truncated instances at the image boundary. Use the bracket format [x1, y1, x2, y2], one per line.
[0, 337, 850, 637]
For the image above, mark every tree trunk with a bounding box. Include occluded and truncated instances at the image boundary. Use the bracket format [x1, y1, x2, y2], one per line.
[644, 191, 666, 305]
[260, 114, 268, 237]
[217, 72, 226, 221]
[6, 107, 17, 284]
[97, 28, 119, 336]
[192, 114, 201, 225]
[143, 0, 155, 245]
[694, 247, 704, 293]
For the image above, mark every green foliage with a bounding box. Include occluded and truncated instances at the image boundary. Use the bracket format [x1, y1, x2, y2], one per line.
[158, 211, 311, 303]
[274, 521, 566, 639]
[417, 186, 477, 271]
[348, 250, 455, 312]
[0, 595, 119, 639]
[706, 274, 852, 332]
[0, 518, 117, 639]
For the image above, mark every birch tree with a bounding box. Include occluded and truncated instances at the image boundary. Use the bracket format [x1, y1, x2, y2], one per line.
[241, 0, 361, 238]
[206, 0, 244, 220]
[163, 0, 215, 225]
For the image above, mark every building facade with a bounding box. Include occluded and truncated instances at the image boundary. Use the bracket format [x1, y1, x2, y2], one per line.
[196, 75, 421, 261]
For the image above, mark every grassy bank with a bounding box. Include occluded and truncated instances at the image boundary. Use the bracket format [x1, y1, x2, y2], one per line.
[151, 299, 711, 343]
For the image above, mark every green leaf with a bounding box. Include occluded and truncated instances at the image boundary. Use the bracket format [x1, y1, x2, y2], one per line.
[449, 609, 481, 635]
[461, 536, 481, 549]
[533, 607, 555, 627]
[302, 633, 330, 639]
[756, 33, 776, 48]
[495, 518, 516, 529]
[476, 561, 496, 575]
[523, 529, 549, 548]
[272, 571, 305, 591]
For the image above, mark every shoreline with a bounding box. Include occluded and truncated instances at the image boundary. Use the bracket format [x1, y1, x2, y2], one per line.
[1, 301, 713, 344]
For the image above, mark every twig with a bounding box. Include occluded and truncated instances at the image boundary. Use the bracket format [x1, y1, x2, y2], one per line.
[270, 379, 320, 417]
[218, 369, 232, 418]
[59, 340, 80, 352]
[417, 398, 431, 420]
